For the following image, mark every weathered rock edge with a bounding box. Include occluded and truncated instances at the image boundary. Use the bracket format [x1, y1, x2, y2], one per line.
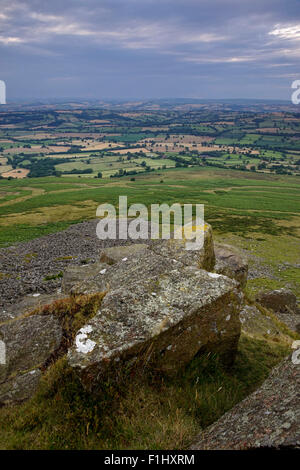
[190, 356, 300, 450]
[0, 315, 63, 405]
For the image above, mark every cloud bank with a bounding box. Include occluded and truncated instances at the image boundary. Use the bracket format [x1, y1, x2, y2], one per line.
[0, 0, 299, 100]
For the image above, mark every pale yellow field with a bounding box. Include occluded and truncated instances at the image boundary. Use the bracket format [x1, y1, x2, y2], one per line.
[1, 168, 30, 179]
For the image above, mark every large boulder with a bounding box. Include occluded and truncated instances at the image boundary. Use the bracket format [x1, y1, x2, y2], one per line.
[191, 356, 300, 450]
[149, 222, 215, 271]
[214, 243, 248, 288]
[255, 289, 298, 314]
[68, 261, 242, 393]
[0, 314, 63, 404]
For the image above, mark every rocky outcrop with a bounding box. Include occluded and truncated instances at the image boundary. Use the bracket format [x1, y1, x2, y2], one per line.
[149, 222, 215, 271]
[214, 243, 248, 288]
[255, 289, 298, 314]
[0, 314, 63, 404]
[191, 356, 300, 450]
[0, 223, 246, 404]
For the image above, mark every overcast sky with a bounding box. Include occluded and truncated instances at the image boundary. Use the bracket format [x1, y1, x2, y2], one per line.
[0, 0, 299, 101]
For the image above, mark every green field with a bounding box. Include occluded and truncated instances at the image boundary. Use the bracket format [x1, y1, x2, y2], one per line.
[0, 167, 298, 254]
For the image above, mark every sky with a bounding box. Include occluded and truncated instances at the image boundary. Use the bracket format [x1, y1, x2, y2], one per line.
[0, 0, 299, 101]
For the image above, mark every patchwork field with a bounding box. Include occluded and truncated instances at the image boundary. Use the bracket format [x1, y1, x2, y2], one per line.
[0, 104, 299, 180]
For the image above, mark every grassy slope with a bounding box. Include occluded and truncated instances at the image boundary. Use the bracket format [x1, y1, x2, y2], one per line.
[0, 332, 292, 450]
[0, 166, 299, 449]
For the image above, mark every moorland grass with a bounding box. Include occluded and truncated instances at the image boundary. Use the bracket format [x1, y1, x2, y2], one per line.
[0, 334, 291, 450]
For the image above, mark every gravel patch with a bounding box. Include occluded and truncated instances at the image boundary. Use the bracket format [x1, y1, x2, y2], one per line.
[0, 219, 151, 309]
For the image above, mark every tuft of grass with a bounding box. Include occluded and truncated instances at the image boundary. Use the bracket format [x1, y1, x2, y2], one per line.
[43, 272, 63, 281]
[54, 256, 74, 261]
[245, 277, 284, 300]
[0, 333, 290, 450]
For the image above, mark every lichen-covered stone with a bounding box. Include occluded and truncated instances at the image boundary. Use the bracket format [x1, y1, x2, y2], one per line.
[214, 243, 248, 288]
[99, 244, 149, 265]
[0, 315, 62, 404]
[0, 369, 41, 405]
[255, 289, 298, 314]
[0, 292, 66, 323]
[62, 262, 106, 294]
[69, 250, 184, 295]
[67, 266, 242, 393]
[240, 304, 294, 344]
[149, 222, 215, 271]
[191, 356, 300, 450]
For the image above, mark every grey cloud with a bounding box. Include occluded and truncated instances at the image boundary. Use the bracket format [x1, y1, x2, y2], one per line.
[0, 0, 299, 100]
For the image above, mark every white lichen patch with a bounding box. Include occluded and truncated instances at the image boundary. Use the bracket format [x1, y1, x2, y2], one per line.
[226, 315, 231, 321]
[100, 269, 107, 275]
[75, 325, 96, 354]
[208, 273, 222, 279]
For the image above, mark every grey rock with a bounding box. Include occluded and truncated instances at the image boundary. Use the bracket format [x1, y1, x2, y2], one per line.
[0, 314, 63, 404]
[69, 250, 184, 295]
[191, 356, 300, 450]
[0, 219, 152, 309]
[0, 292, 66, 322]
[239, 304, 292, 343]
[149, 222, 215, 271]
[214, 243, 248, 288]
[99, 244, 149, 265]
[68, 265, 242, 393]
[0, 369, 41, 405]
[62, 262, 106, 294]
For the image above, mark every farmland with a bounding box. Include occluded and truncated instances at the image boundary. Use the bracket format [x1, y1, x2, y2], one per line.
[0, 100, 299, 299]
[0, 100, 299, 181]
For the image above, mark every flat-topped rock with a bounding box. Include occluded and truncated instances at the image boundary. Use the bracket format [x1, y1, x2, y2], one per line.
[191, 356, 300, 450]
[68, 266, 242, 392]
[214, 243, 248, 288]
[69, 250, 184, 295]
[0, 314, 63, 404]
